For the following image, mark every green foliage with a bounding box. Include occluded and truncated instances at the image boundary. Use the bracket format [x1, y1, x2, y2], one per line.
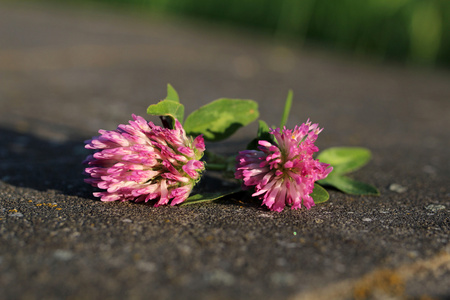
[145, 84, 380, 209]
[147, 99, 185, 128]
[85, 0, 450, 67]
[280, 90, 293, 128]
[181, 188, 242, 206]
[147, 84, 184, 128]
[184, 98, 259, 141]
[147, 85, 259, 141]
[247, 89, 293, 150]
[310, 184, 329, 203]
[317, 147, 371, 175]
[319, 175, 379, 196]
[246, 120, 273, 150]
[317, 147, 379, 195]
[165, 83, 180, 102]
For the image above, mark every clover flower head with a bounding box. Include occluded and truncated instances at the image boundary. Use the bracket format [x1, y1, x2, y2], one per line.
[83, 115, 205, 206]
[235, 120, 332, 212]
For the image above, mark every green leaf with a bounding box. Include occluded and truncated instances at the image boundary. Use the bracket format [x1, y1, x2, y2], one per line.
[184, 98, 259, 141]
[257, 120, 271, 140]
[318, 175, 379, 195]
[280, 89, 293, 128]
[310, 183, 330, 204]
[147, 99, 185, 127]
[180, 188, 242, 206]
[317, 147, 372, 175]
[247, 120, 273, 150]
[166, 83, 179, 102]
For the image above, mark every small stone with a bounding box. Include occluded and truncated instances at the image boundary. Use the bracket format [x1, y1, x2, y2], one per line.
[9, 212, 23, 217]
[315, 219, 324, 224]
[423, 165, 436, 175]
[136, 261, 156, 272]
[121, 218, 132, 223]
[276, 258, 287, 266]
[389, 183, 407, 193]
[407, 251, 419, 259]
[425, 204, 446, 213]
[270, 272, 296, 286]
[362, 217, 372, 222]
[259, 213, 273, 218]
[205, 270, 235, 286]
[53, 249, 74, 261]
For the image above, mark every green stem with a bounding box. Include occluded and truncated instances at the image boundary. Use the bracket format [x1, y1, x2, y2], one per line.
[206, 163, 228, 171]
[280, 89, 293, 128]
[205, 150, 227, 163]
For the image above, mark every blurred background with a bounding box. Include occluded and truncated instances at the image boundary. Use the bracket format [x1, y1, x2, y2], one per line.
[65, 0, 450, 68]
[1, 0, 449, 156]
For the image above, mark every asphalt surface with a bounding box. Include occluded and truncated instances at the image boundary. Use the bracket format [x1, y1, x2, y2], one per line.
[0, 2, 449, 299]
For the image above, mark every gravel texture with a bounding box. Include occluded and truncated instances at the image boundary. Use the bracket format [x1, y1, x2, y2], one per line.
[0, 2, 449, 299]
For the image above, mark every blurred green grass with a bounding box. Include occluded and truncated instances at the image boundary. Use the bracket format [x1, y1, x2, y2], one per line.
[81, 0, 450, 67]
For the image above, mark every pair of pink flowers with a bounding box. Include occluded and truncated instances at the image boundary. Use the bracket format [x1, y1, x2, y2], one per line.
[84, 115, 332, 211]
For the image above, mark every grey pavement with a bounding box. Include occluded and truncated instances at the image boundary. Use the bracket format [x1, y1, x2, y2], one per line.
[0, 2, 449, 299]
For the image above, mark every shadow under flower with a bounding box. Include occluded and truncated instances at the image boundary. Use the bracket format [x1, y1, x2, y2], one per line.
[0, 124, 93, 199]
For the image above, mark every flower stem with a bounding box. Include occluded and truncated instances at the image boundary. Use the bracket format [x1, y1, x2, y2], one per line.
[206, 163, 228, 171]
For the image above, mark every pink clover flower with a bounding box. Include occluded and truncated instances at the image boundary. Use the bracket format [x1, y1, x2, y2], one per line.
[84, 115, 205, 206]
[235, 120, 332, 212]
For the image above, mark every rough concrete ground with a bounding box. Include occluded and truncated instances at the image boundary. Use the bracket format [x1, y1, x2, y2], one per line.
[0, 2, 449, 299]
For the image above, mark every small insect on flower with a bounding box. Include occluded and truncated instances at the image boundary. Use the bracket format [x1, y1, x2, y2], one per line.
[235, 120, 332, 212]
[83, 115, 205, 206]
